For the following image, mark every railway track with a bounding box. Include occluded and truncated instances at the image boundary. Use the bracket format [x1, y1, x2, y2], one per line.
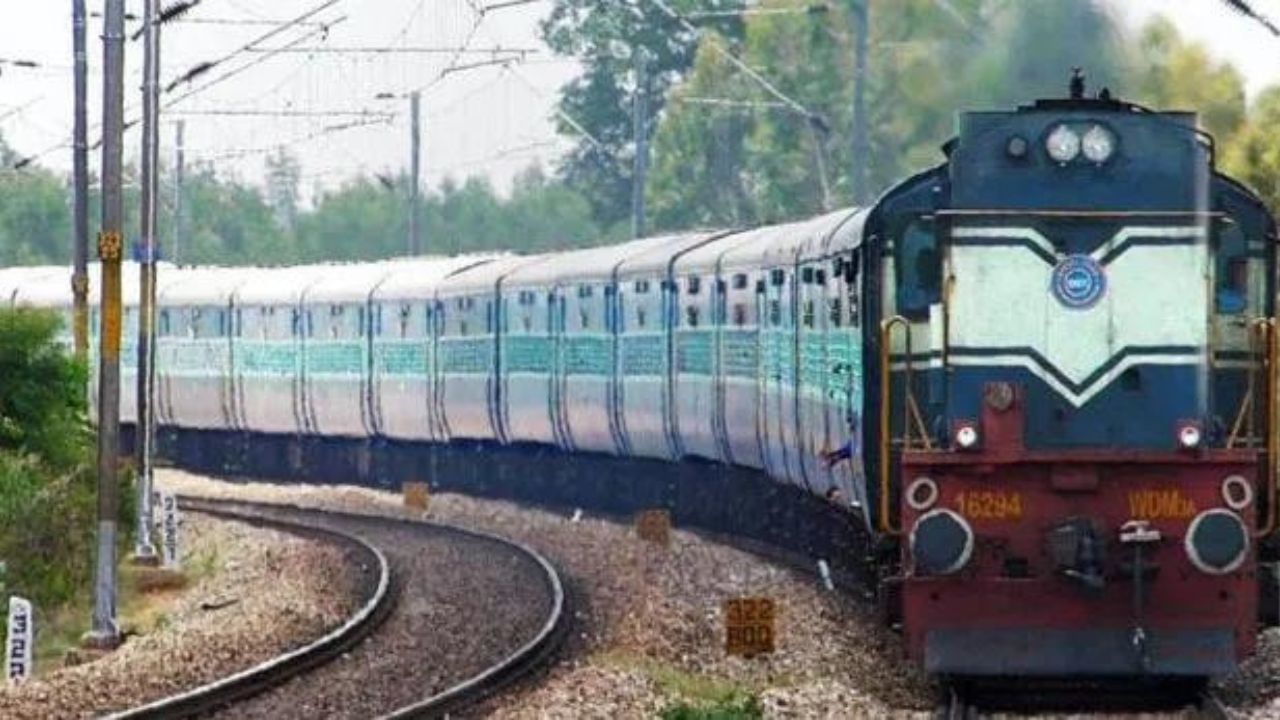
[934, 678, 1238, 719]
[113, 495, 568, 719]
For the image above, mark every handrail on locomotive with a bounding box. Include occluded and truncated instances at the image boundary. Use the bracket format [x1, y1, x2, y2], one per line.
[878, 314, 932, 536]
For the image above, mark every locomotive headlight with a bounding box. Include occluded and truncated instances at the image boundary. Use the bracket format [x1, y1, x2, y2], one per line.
[1082, 125, 1116, 164]
[954, 422, 980, 451]
[1177, 422, 1203, 450]
[1046, 124, 1081, 163]
[1185, 509, 1249, 575]
[911, 509, 974, 576]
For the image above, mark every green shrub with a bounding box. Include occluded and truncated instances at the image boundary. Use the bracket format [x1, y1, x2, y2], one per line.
[0, 308, 135, 619]
[0, 309, 89, 469]
[661, 693, 763, 720]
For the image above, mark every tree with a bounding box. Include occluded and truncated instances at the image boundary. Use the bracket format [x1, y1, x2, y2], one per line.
[496, 165, 600, 251]
[265, 148, 302, 234]
[1223, 87, 1280, 213]
[541, 0, 747, 228]
[647, 0, 1134, 229]
[1130, 16, 1246, 144]
[0, 166, 72, 265]
[176, 164, 290, 265]
[297, 176, 406, 261]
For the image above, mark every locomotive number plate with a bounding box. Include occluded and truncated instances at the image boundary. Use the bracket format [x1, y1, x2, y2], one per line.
[955, 490, 1023, 521]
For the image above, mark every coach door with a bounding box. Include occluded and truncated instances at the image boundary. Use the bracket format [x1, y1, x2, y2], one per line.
[760, 266, 795, 483]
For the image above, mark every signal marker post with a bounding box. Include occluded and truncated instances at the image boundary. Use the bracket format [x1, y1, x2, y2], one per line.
[160, 493, 180, 569]
[85, 0, 126, 651]
[133, 0, 162, 567]
[6, 597, 33, 683]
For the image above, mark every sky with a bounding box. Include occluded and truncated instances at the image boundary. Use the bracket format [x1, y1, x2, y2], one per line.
[0, 0, 1278, 203]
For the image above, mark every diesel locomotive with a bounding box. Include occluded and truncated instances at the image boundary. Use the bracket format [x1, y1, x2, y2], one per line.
[1, 81, 1276, 681]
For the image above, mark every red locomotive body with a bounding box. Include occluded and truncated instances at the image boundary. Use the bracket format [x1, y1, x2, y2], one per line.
[899, 385, 1262, 676]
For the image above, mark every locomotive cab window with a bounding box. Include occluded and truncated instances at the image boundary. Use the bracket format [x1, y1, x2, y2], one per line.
[896, 218, 941, 319]
[1215, 221, 1253, 315]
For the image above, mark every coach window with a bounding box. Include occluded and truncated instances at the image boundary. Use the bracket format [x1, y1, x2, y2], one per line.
[896, 218, 941, 319]
[846, 251, 862, 327]
[686, 305, 700, 328]
[802, 299, 816, 329]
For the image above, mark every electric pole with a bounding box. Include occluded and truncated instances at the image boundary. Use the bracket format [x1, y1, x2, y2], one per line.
[409, 91, 422, 256]
[631, 50, 649, 240]
[87, 0, 125, 650]
[72, 0, 89, 360]
[850, 0, 870, 205]
[133, 0, 161, 565]
[174, 120, 185, 265]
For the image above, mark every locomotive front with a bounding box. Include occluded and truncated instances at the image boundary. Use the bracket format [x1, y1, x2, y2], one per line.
[875, 85, 1278, 677]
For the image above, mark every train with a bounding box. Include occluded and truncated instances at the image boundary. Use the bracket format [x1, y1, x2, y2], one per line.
[2, 78, 1277, 683]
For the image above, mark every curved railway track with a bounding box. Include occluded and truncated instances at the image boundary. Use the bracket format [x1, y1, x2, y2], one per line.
[112, 495, 568, 719]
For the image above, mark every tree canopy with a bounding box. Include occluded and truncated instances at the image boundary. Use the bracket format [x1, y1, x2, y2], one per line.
[0, 3, 1278, 270]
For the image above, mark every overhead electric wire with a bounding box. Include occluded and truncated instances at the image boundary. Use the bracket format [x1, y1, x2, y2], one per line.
[163, 0, 343, 94]
[165, 16, 349, 106]
[673, 96, 790, 109]
[168, 108, 395, 119]
[11, 6, 346, 169]
[190, 116, 392, 161]
[1221, 0, 1280, 36]
[646, 0, 817, 119]
[504, 63, 607, 153]
[245, 45, 536, 56]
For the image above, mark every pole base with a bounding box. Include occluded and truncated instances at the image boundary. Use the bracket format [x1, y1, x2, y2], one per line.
[130, 546, 160, 567]
[80, 628, 122, 652]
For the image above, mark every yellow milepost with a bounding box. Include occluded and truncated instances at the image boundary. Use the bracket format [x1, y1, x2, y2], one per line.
[724, 597, 777, 657]
[635, 509, 671, 547]
[98, 231, 123, 359]
[403, 482, 430, 512]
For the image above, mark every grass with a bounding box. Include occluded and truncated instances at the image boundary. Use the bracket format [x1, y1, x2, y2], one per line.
[31, 559, 197, 676]
[596, 650, 764, 719]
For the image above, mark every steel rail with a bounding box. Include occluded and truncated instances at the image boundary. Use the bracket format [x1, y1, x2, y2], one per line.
[106, 497, 395, 720]
[377, 512, 569, 719]
[115, 495, 569, 719]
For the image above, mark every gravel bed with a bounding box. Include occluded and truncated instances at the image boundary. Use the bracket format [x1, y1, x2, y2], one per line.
[199, 501, 554, 719]
[158, 469, 934, 717]
[1216, 627, 1280, 717]
[0, 514, 360, 719]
